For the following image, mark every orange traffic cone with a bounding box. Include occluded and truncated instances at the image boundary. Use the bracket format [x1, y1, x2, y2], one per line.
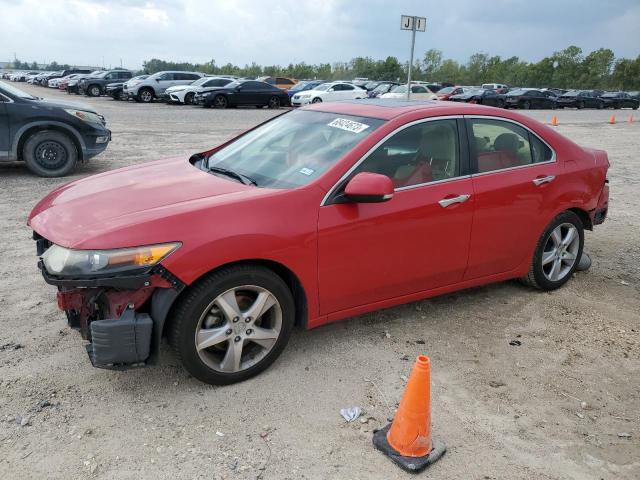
[609, 115, 616, 124]
[629, 114, 634, 123]
[372, 355, 446, 472]
[550, 116, 558, 126]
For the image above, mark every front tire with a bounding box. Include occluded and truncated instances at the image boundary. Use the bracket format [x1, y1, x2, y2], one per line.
[522, 100, 531, 110]
[213, 95, 228, 109]
[522, 211, 584, 290]
[311, 97, 322, 103]
[168, 265, 295, 385]
[87, 85, 101, 97]
[184, 92, 195, 105]
[138, 88, 155, 103]
[23, 130, 78, 177]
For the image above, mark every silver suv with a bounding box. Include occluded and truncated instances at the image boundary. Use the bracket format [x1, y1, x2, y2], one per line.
[123, 71, 204, 103]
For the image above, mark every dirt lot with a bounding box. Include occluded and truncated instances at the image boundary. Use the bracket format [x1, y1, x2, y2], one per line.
[1, 84, 638, 480]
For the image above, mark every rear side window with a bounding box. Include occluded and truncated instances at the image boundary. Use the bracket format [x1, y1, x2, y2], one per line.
[470, 119, 553, 173]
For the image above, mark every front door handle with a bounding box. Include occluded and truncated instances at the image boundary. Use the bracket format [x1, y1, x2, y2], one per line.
[438, 194, 471, 208]
[532, 175, 555, 186]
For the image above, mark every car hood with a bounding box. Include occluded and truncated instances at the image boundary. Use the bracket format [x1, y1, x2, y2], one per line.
[30, 98, 99, 114]
[28, 156, 272, 249]
[166, 85, 188, 92]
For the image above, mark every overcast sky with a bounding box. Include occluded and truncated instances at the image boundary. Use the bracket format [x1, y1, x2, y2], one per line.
[1, 0, 639, 69]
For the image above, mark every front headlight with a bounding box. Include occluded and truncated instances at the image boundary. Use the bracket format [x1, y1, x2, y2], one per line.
[64, 109, 103, 125]
[42, 243, 181, 277]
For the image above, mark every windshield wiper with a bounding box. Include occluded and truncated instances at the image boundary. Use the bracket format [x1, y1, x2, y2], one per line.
[207, 165, 257, 186]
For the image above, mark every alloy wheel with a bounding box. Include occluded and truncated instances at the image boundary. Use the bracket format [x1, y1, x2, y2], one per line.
[140, 90, 153, 102]
[194, 286, 282, 373]
[214, 95, 227, 108]
[541, 223, 580, 282]
[268, 96, 280, 109]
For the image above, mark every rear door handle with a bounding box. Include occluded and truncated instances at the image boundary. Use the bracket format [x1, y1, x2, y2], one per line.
[438, 194, 471, 208]
[532, 175, 555, 186]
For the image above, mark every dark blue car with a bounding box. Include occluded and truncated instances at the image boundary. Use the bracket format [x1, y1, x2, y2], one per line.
[287, 80, 326, 98]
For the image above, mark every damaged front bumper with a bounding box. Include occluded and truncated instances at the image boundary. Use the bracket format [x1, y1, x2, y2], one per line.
[35, 235, 184, 370]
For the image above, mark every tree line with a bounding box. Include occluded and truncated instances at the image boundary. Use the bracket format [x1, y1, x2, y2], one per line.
[10, 46, 640, 90]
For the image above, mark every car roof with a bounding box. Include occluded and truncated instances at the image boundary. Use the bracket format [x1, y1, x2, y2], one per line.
[302, 98, 508, 120]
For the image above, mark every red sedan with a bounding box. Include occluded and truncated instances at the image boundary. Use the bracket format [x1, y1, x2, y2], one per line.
[28, 100, 610, 385]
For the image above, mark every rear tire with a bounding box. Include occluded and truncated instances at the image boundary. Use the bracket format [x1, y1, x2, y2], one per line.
[522, 100, 531, 110]
[23, 130, 78, 178]
[168, 265, 295, 385]
[268, 96, 281, 109]
[521, 211, 584, 291]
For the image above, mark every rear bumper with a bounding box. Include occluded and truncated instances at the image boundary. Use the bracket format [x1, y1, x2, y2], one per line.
[593, 183, 609, 225]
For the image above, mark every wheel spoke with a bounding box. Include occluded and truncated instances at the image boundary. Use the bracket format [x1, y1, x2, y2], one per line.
[550, 228, 562, 247]
[249, 326, 278, 349]
[562, 227, 577, 247]
[220, 340, 244, 372]
[563, 251, 577, 263]
[244, 291, 276, 321]
[196, 326, 229, 351]
[549, 258, 562, 281]
[216, 290, 242, 321]
[542, 250, 556, 266]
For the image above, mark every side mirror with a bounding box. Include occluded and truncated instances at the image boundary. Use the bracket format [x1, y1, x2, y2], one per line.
[155, 78, 160, 82]
[344, 172, 394, 203]
[328, 87, 335, 92]
[236, 86, 242, 91]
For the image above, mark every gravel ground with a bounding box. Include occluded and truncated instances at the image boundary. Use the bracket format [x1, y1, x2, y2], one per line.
[0, 85, 638, 480]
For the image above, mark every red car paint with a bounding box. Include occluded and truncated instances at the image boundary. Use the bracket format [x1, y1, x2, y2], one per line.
[28, 102, 609, 331]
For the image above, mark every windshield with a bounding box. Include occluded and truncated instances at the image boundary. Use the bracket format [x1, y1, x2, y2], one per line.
[562, 91, 579, 97]
[0, 80, 37, 99]
[289, 81, 309, 91]
[438, 86, 454, 94]
[313, 83, 331, 91]
[390, 85, 408, 93]
[466, 89, 484, 95]
[601, 93, 618, 97]
[373, 83, 391, 93]
[206, 110, 384, 188]
[507, 89, 527, 96]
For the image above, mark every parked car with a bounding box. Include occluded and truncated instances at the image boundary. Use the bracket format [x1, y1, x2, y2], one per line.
[503, 89, 557, 109]
[66, 71, 103, 94]
[368, 81, 401, 98]
[124, 71, 204, 103]
[42, 69, 94, 86]
[105, 75, 148, 100]
[78, 69, 133, 97]
[556, 90, 604, 109]
[436, 86, 470, 100]
[380, 84, 438, 101]
[27, 100, 609, 384]
[599, 92, 639, 109]
[164, 77, 234, 104]
[627, 91, 640, 101]
[193, 80, 290, 108]
[0, 80, 111, 177]
[57, 74, 84, 91]
[256, 76, 298, 90]
[482, 83, 508, 90]
[291, 81, 367, 106]
[286, 80, 326, 98]
[448, 88, 504, 107]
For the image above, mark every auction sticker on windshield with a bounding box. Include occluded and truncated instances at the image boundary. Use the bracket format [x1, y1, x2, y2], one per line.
[328, 118, 370, 134]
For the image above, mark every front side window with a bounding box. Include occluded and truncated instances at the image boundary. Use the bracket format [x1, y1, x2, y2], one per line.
[353, 119, 460, 189]
[205, 110, 384, 189]
[470, 119, 551, 173]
